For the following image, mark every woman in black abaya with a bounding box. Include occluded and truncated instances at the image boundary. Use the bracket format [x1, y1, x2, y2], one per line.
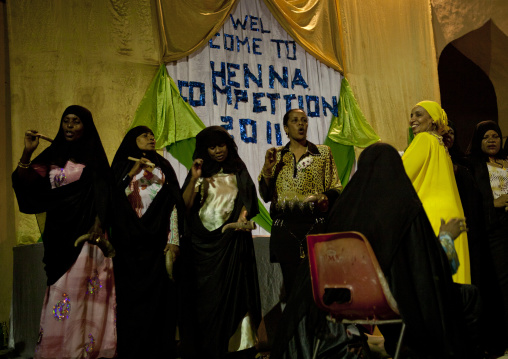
[327, 142, 476, 358]
[180, 126, 261, 359]
[467, 121, 508, 354]
[272, 142, 477, 359]
[444, 121, 505, 355]
[12, 105, 116, 358]
[111, 126, 184, 358]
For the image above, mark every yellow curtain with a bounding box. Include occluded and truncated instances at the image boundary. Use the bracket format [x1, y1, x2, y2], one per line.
[157, 0, 344, 73]
[155, 0, 442, 149]
[340, 0, 441, 150]
[262, 0, 344, 73]
[157, 0, 239, 62]
[7, 0, 162, 243]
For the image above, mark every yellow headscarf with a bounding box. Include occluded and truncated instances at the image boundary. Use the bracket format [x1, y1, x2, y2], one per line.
[415, 100, 449, 134]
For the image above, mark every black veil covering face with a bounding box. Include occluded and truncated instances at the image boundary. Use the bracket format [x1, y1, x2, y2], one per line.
[110, 125, 184, 358]
[179, 126, 261, 358]
[12, 105, 112, 285]
[325, 143, 470, 357]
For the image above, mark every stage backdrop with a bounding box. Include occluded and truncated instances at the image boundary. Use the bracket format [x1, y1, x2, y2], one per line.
[130, 0, 379, 234]
[5, 0, 508, 329]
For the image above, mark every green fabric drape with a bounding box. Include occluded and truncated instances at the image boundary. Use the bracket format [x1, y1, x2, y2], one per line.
[130, 64, 206, 149]
[252, 202, 272, 233]
[325, 78, 380, 187]
[327, 78, 380, 148]
[408, 127, 415, 147]
[323, 138, 355, 187]
[167, 138, 197, 171]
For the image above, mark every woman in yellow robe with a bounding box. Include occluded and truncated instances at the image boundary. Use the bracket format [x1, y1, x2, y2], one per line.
[402, 100, 470, 284]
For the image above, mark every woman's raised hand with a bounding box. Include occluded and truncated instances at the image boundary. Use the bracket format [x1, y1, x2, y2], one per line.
[192, 158, 203, 179]
[24, 130, 40, 154]
[128, 157, 151, 178]
[18, 130, 40, 167]
[263, 148, 277, 175]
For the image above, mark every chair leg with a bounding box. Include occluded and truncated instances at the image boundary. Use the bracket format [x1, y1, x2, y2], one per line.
[312, 338, 320, 359]
[393, 323, 406, 359]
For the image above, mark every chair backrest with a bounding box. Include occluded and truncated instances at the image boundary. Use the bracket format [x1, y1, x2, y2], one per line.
[307, 231, 400, 322]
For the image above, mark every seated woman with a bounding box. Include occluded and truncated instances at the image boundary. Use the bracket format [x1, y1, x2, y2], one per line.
[111, 126, 184, 358]
[467, 120, 508, 353]
[402, 101, 470, 284]
[180, 126, 261, 359]
[272, 143, 480, 358]
[327, 142, 479, 358]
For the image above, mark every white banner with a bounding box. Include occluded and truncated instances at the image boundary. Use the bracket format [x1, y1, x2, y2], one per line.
[165, 0, 343, 233]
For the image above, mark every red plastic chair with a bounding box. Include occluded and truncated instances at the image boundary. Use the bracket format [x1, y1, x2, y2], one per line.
[307, 231, 405, 359]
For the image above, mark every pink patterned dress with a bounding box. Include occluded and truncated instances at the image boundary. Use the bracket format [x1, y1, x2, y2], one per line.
[34, 161, 117, 359]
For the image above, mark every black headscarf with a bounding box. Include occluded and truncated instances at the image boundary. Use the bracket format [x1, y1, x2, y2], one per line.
[326, 142, 467, 357]
[327, 142, 422, 272]
[466, 121, 508, 233]
[25, 105, 111, 222]
[12, 105, 112, 285]
[111, 125, 184, 233]
[467, 120, 506, 161]
[31, 105, 111, 225]
[193, 126, 246, 178]
[183, 126, 257, 221]
[34, 105, 109, 171]
[112, 126, 175, 183]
